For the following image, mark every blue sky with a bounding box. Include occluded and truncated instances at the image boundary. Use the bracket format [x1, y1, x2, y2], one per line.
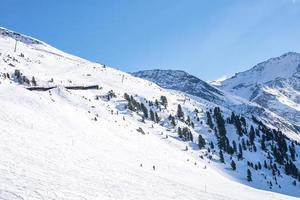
[1, 0, 300, 80]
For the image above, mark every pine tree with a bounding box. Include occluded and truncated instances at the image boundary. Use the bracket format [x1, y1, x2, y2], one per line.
[14, 69, 21, 80]
[186, 115, 191, 125]
[258, 162, 262, 170]
[150, 109, 155, 121]
[155, 112, 160, 123]
[238, 144, 243, 160]
[198, 134, 206, 149]
[253, 144, 257, 152]
[172, 117, 176, 126]
[141, 103, 148, 118]
[182, 127, 193, 142]
[126, 95, 140, 111]
[285, 160, 299, 177]
[148, 101, 153, 107]
[206, 111, 213, 129]
[240, 116, 246, 127]
[31, 76, 37, 86]
[261, 136, 266, 151]
[219, 150, 225, 163]
[128, 101, 134, 111]
[289, 143, 296, 161]
[232, 140, 237, 153]
[210, 141, 214, 149]
[213, 107, 227, 151]
[124, 93, 130, 101]
[234, 116, 243, 137]
[230, 112, 235, 124]
[247, 169, 252, 182]
[264, 160, 268, 169]
[231, 160, 236, 170]
[160, 96, 168, 108]
[190, 132, 193, 142]
[178, 127, 183, 138]
[249, 125, 255, 145]
[177, 104, 184, 120]
[155, 99, 159, 107]
[168, 115, 176, 126]
[255, 128, 260, 137]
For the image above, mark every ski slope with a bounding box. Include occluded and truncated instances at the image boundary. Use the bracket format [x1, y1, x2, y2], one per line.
[0, 27, 299, 200]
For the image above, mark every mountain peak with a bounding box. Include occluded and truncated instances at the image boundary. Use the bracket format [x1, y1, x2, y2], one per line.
[222, 52, 300, 87]
[219, 52, 300, 127]
[280, 51, 300, 58]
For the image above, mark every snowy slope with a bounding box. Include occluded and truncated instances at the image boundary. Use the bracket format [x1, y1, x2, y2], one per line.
[219, 52, 300, 127]
[0, 27, 300, 200]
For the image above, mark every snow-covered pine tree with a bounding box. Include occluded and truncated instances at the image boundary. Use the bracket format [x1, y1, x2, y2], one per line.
[177, 104, 184, 120]
[198, 134, 206, 149]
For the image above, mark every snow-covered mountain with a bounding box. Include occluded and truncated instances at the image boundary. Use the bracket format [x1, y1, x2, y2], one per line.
[133, 69, 300, 139]
[132, 69, 224, 103]
[219, 52, 300, 128]
[1, 27, 300, 200]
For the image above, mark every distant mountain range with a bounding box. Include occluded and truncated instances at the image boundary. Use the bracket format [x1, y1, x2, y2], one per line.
[133, 62, 300, 139]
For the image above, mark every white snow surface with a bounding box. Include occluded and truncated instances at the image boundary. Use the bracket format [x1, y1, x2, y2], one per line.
[0, 28, 299, 200]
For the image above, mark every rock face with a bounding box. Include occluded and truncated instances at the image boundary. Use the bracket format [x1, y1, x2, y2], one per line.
[132, 69, 224, 103]
[219, 52, 300, 127]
